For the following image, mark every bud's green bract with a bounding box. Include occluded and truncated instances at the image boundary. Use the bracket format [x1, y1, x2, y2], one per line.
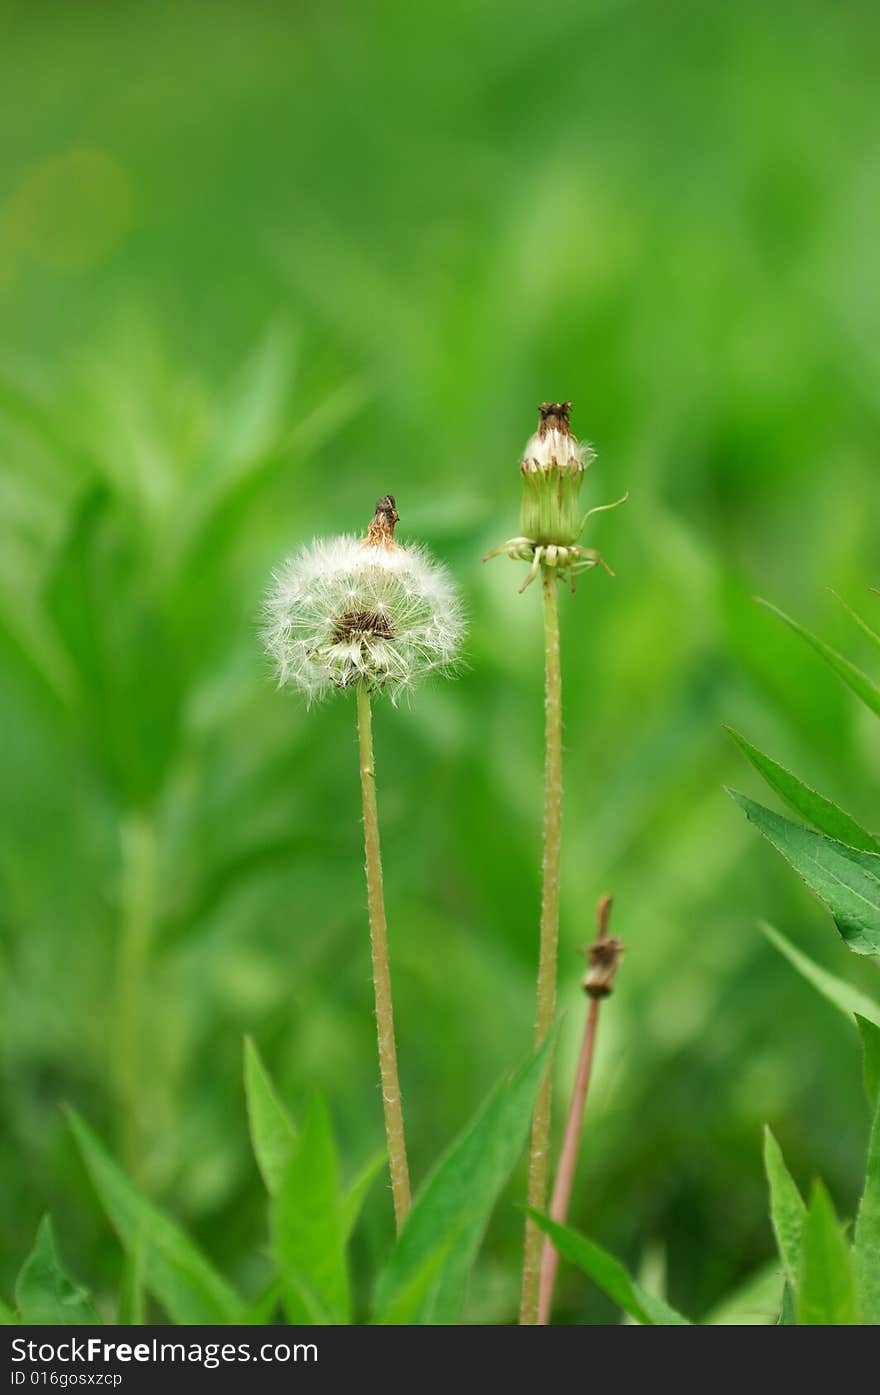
[519, 402, 595, 546]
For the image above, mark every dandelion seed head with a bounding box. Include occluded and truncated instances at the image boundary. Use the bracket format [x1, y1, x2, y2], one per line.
[263, 532, 464, 703]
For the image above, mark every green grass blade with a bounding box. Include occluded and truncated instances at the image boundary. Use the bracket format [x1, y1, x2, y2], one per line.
[240, 1279, 282, 1325]
[526, 1211, 691, 1325]
[373, 1248, 451, 1325]
[757, 598, 880, 721]
[856, 1016, 880, 1114]
[759, 923, 880, 1027]
[763, 1127, 806, 1288]
[700, 1261, 784, 1325]
[15, 1216, 101, 1325]
[797, 1182, 858, 1324]
[729, 792, 880, 955]
[270, 1094, 349, 1325]
[830, 590, 880, 653]
[725, 727, 878, 852]
[373, 1033, 554, 1324]
[854, 1078, 880, 1323]
[244, 1037, 296, 1196]
[67, 1110, 243, 1324]
[116, 1230, 146, 1324]
[342, 1149, 386, 1240]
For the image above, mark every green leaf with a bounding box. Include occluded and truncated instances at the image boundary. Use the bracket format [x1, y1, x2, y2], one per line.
[0, 1296, 16, 1325]
[46, 484, 182, 806]
[244, 1037, 296, 1196]
[270, 1094, 349, 1324]
[241, 1279, 282, 1325]
[854, 1079, 880, 1323]
[342, 1149, 386, 1239]
[526, 1211, 691, 1325]
[67, 1110, 243, 1324]
[856, 1016, 880, 1114]
[374, 1033, 555, 1324]
[797, 1182, 858, 1324]
[763, 1127, 806, 1288]
[622, 1241, 667, 1325]
[373, 1248, 451, 1325]
[830, 590, 880, 654]
[757, 598, 880, 721]
[700, 1261, 784, 1325]
[759, 923, 880, 1027]
[729, 792, 880, 955]
[780, 1283, 797, 1325]
[725, 727, 878, 852]
[117, 1231, 146, 1324]
[15, 1216, 101, 1325]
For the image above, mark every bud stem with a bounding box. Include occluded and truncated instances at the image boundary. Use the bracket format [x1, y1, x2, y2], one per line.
[520, 566, 563, 1324]
[355, 680, 412, 1231]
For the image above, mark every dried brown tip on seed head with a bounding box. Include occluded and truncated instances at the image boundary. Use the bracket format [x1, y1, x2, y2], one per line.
[363, 493, 402, 549]
[537, 401, 574, 436]
[582, 936, 624, 998]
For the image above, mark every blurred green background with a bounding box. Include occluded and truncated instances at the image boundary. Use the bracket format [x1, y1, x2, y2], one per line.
[1, 0, 879, 1322]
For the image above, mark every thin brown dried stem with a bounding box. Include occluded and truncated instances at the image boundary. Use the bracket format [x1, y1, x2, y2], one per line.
[537, 894, 622, 1325]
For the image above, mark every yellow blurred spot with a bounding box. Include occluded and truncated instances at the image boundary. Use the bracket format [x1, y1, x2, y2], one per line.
[0, 146, 134, 279]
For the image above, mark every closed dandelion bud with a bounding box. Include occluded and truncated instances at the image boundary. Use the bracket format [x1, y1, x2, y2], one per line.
[484, 401, 625, 593]
[520, 401, 596, 546]
[263, 494, 464, 703]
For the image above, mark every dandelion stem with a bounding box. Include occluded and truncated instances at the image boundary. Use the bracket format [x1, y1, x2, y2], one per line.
[356, 680, 411, 1231]
[537, 894, 614, 1325]
[112, 810, 157, 1175]
[520, 565, 563, 1324]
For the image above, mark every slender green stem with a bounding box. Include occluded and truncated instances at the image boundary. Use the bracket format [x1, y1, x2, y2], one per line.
[356, 681, 412, 1231]
[112, 810, 157, 1174]
[520, 565, 563, 1324]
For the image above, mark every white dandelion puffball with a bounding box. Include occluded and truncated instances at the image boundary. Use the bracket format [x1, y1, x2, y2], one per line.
[263, 533, 464, 703]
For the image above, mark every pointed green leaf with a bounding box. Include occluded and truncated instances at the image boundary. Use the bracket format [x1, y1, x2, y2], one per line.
[759, 923, 880, 1028]
[241, 1279, 282, 1325]
[854, 1080, 880, 1323]
[726, 728, 878, 852]
[526, 1211, 691, 1325]
[780, 1283, 797, 1325]
[757, 598, 880, 721]
[270, 1094, 349, 1325]
[374, 1034, 555, 1324]
[244, 1037, 296, 1196]
[830, 590, 880, 654]
[373, 1248, 451, 1325]
[342, 1149, 386, 1240]
[15, 1217, 101, 1325]
[797, 1182, 858, 1324]
[700, 1261, 783, 1325]
[622, 1241, 667, 1325]
[856, 1016, 880, 1114]
[763, 1127, 806, 1288]
[729, 792, 880, 955]
[117, 1231, 146, 1325]
[67, 1110, 243, 1324]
